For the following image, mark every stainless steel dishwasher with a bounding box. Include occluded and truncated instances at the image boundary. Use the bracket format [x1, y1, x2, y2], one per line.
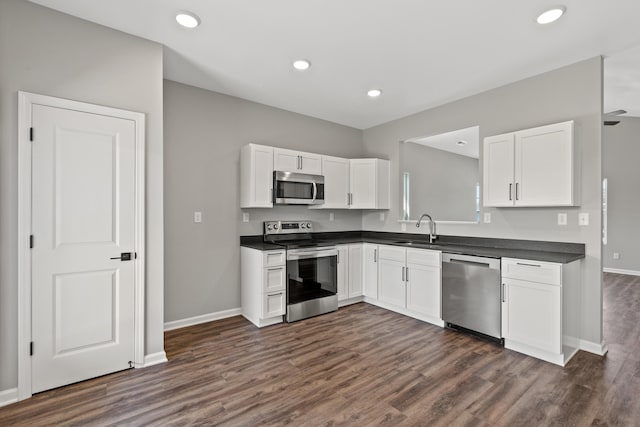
[442, 253, 502, 342]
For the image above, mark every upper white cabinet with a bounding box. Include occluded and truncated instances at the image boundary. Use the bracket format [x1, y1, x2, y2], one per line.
[320, 155, 350, 209]
[240, 143, 273, 208]
[349, 159, 390, 209]
[483, 120, 577, 207]
[273, 147, 322, 175]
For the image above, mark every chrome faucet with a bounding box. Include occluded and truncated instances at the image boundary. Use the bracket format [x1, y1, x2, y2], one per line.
[416, 213, 437, 243]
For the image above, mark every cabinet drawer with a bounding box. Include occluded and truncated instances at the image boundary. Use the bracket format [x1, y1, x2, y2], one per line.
[407, 248, 441, 267]
[263, 291, 285, 318]
[378, 245, 405, 262]
[502, 258, 561, 285]
[264, 267, 285, 292]
[263, 250, 286, 267]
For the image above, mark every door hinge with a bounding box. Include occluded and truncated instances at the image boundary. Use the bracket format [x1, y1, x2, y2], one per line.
[29, 127, 34, 142]
[30, 341, 34, 356]
[29, 235, 34, 249]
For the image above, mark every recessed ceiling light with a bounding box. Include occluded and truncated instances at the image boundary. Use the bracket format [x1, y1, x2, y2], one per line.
[367, 89, 382, 98]
[536, 6, 566, 24]
[293, 60, 311, 71]
[176, 11, 200, 28]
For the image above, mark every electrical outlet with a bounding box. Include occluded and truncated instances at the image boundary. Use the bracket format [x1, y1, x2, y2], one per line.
[557, 213, 567, 225]
[194, 211, 202, 223]
[379, 213, 385, 221]
[483, 213, 491, 224]
[329, 212, 335, 221]
[613, 252, 620, 260]
[401, 223, 407, 232]
[242, 212, 250, 223]
[578, 213, 589, 226]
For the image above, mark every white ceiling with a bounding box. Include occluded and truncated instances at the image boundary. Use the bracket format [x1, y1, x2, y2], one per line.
[29, 0, 640, 129]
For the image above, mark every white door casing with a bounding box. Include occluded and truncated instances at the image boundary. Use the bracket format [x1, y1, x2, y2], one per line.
[18, 92, 145, 399]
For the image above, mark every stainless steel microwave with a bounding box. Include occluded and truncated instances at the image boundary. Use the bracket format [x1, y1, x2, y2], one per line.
[273, 171, 325, 205]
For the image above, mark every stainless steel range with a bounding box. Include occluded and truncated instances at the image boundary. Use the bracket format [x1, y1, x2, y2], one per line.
[263, 220, 338, 322]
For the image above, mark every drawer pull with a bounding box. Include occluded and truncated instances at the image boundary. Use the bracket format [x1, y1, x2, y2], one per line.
[267, 292, 283, 297]
[516, 262, 541, 268]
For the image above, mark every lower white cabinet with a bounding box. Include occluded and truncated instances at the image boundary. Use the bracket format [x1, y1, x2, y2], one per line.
[337, 244, 364, 305]
[501, 257, 581, 366]
[373, 245, 443, 326]
[363, 243, 379, 299]
[241, 247, 286, 327]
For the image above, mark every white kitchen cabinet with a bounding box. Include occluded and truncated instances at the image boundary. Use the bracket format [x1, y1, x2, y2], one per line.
[348, 244, 363, 297]
[375, 245, 443, 326]
[363, 244, 378, 299]
[337, 244, 364, 304]
[240, 144, 274, 208]
[336, 245, 349, 301]
[483, 120, 577, 207]
[501, 257, 581, 366]
[319, 155, 350, 209]
[241, 247, 286, 327]
[349, 159, 390, 209]
[273, 147, 322, 175]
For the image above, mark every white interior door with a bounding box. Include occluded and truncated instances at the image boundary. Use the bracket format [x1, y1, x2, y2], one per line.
[31, 103, 137, 393]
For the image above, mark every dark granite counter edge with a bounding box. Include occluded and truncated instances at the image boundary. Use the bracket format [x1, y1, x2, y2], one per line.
[240, 231, 585, 264]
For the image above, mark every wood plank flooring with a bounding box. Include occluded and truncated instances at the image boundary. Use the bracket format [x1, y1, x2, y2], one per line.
[2, 272, 640, 426]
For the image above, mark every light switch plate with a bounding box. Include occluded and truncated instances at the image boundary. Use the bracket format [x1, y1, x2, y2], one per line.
[329, 212, 335, 221]
[613, 252, 620, 260]
[194, 211, 202, 223]
[379, 213, 385, 221]
[242, 212, 250, 223]
[578, 213, 589, 226]
[483, 213, 491, 224]
[557, 213, 567, 225]
[401, 223, 407, 232]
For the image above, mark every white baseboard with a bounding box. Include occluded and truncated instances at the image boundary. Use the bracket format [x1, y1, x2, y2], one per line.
[580, 339, 609, 356]
[603, 267, 640, 276]
[164, 308, 241, 331]
[142, 351, 168, 368]
[0, 388, 18, 408]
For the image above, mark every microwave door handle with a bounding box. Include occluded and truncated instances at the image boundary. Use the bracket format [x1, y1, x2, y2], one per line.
[312, 182, 317, 202]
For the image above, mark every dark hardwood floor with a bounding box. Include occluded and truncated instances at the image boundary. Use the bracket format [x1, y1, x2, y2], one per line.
[2, 272, 640, 426]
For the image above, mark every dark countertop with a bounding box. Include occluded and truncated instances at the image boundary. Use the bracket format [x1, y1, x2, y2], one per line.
[241, 231, 585, 264]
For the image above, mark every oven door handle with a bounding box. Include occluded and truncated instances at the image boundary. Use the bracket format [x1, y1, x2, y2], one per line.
[287, 248, 338, 260]
[312, 182, 317, 202]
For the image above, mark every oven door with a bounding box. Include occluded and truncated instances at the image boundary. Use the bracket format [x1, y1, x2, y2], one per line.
[286, 248, 337, 306]
[274, 171, 325, 205]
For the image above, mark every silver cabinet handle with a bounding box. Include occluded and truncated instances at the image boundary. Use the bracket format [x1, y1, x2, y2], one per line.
[515, 182, 519, 200]
[509, 183, 512, 201]
[374, 249, 377, 263]
[502, 283, 506, 302]
[406, 267, 409, 282]
[516, 262, 541, 267]
[300, 156, 303, 170]
[267, 292, 283, 297]
[402, 266, 405, 282]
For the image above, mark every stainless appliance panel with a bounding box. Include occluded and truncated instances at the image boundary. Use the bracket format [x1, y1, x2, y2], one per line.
[286, 295, 338, 322]
[442, 253, 502, 339]
[273, 171, 325, 205]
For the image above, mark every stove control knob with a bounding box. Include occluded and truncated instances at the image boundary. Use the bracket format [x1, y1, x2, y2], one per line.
[273, 224, 279, 230]
[306, 222, 312, 228]
[300, 223, 306, 229]
[267, 224, 273, 230]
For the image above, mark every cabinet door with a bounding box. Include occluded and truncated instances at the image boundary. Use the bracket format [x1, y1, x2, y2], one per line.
[240, 144, 273, 208]
[349, 159, 377, 209]
[483, 133, 515, 207]
[263, 267, 285, 293]
[273, 147, 302, 173]
[263, 291, 285, 318]
[515, 121, 574, 206]
[363, 244, 378, 299]
[321, 156, 350, 209]
[503, 278, 561, 353]
[378, 247, 406, 308]
[406, 262, 441, 319]
[336, 245, 349, 301]
[348, 244, 363, 298]
[299, 152, 322, 175]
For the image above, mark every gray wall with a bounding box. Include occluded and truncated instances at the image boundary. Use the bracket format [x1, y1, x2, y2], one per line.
[0, 0, 165, 391]
[400, 142, 479, 222]
[163, 80, 364, 322]
[362, 57, 604, 345]
[603, 117, 640, 272]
